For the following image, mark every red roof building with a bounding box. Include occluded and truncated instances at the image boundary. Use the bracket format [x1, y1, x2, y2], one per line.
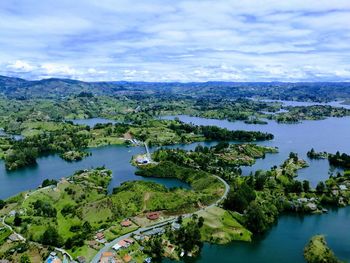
[120, 219, 132, 227]
[147, 212, 160, 220]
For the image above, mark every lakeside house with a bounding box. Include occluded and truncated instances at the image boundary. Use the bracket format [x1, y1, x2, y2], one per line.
[146, 212, 160, 220]
[136, 156, 150, 164]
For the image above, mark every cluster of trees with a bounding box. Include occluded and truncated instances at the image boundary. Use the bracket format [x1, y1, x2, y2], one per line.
[65, 221, 92, 249]
[0, 199, 5, 209]
[32, 200, 57, 217]
[168, 121, 274, 142]
[40, 226, 63, 247]
[223, 182, 256, 213]
[328, 151, 350, 169]
[5, 128, 90, 170]
[41, 179, 58, 187]
[276, 105, 350, 123]
[164, 215, 204, 257]
[307, 148, 328, 159]
[201, 125, 274, 141]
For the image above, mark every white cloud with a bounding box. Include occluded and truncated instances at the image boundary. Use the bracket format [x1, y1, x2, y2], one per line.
[0, 0, 350, 81]
[6, 60, 35, 72]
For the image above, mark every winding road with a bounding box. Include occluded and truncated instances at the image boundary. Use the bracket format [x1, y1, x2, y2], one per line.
[90, 174, 230, 263]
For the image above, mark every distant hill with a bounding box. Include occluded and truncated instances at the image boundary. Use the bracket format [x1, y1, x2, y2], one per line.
[1, 75, 350, 101]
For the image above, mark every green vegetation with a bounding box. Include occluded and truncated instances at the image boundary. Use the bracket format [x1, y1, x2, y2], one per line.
[0, 163, 227, 261]
[274, 105, 350, 123]
[151, 143, 277, 181]
[307, 149, 350, 169]
[196, 207, 252, 244]
[135, 161, 225, 207]
[304, 235, 342, 263]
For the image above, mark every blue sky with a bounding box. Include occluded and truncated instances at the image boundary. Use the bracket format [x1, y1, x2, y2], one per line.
[0, 0, 350, 82]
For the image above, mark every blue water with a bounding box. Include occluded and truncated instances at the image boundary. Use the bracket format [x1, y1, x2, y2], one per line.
[1, 115, 350, 262]
[163, 115, 350, 187]
[168, 207, 350, 263]
[0, 145, 190, 199]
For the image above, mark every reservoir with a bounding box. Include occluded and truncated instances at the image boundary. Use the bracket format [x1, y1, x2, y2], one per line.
[1, 116, 350, 262]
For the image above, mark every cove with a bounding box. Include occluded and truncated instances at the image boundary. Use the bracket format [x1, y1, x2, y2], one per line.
[164, 206, 350, 263]
[0, 145, 191, 200]
[162, 115, 350, 187]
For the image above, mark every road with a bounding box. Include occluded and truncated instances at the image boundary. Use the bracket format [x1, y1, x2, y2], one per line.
[1, 216, 26, 241]
[144, 141, 151, 160]
[90, 174, 230, 263]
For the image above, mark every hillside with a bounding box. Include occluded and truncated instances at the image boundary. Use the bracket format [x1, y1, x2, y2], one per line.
[2, 75, 350, 101]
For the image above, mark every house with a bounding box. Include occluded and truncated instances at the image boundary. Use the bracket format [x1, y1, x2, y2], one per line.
[136, 156, 150, 164]
[144, 258, 152, 263]
[112, 243, 122, 251]
[96, 232, 105, 240]
[112, 239, 131, 251]
[123, 254, 132, 263]
[147, 212, 160, 220]
[99, 252, 116, 263]
[121, 219, 132, 227]
[306, 203, 317, 211]
[142, 227, 164, 236]
[96, 232, 107, 243]
[8, 233, 21, 242]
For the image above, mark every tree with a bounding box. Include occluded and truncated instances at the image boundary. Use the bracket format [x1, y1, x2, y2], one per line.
[303, 180, 310, 192]
[223, 182, 256, 213]
[41, 179, 58, 187]
[198, 217, 204, 228]
[14, 213, 22, 226]
[145, 236, 163, 262]
[41, 226, 62, 247]
[245, 201, 270, 234]
[176, 215, 183, 224]
[20, 254, 31, 263]
[0, 199, 5, 210]
[316, 182, 326, 194]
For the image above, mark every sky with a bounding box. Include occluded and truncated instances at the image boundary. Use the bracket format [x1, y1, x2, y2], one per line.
[0, 0, 350, 82]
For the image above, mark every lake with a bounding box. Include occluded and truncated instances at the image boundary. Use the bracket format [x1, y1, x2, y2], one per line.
[1, 115, 350, 262]
[70, 118, 118, 127]
[162, 115, 350, 187]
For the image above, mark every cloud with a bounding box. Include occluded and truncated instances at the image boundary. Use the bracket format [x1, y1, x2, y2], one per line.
[6, 60, 35, 72]
[0, 0, 349, 81]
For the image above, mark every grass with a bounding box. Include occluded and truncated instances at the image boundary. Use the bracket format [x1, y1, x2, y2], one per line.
[0, 227, 11, 246]
[69, 244, 99, 262]
[104, 223, 139, 242]
[196, 207, 252, 244]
